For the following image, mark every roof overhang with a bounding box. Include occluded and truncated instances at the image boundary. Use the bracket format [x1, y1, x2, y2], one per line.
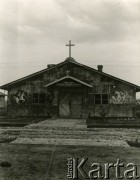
[45, 75, 92, 88]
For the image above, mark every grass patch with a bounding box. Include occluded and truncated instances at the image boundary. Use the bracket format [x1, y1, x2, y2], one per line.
[0, 144, 139, 179]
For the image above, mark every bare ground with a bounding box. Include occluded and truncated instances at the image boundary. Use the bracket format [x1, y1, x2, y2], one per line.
[0, 118, 140, 179]
[0, 144, 140, 180]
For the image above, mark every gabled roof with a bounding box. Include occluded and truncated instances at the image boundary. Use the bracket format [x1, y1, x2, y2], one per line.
[45, 75, 92, 88]
[1, 57, 140, 91]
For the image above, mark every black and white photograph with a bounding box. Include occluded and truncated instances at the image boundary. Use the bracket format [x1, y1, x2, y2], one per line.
[0, 0, 140, 179]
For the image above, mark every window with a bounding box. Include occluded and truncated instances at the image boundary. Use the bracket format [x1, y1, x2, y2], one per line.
[33, 93, 38, 104]
[102, 94, 109, 104]
[95, 94, 101, 104]
[94, 94, 108, 105]
[33, 93, 46, 104]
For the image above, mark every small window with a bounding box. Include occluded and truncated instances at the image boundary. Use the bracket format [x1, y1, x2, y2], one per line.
[95, 94, 101, 104]
[33, 93, 39, 104]
[39, 93, 46, 104]
[102, 94, 109, 104]
[33, 93, 46, 104]
[94, 94, 108, 105]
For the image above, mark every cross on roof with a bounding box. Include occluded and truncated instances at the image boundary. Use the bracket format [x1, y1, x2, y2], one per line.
[66, 40, 75, 58]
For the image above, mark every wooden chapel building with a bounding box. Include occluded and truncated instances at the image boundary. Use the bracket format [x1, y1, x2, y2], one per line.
[1, 42, 140, 119]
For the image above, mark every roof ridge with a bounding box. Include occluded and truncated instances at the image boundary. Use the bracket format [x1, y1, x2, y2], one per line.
[0, 59, 140, 91]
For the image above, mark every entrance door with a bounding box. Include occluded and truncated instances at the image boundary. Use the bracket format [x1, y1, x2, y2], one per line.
[59, 93, 71, 117]
[71, 92, 82, 118]
[59, 91, 82, 118]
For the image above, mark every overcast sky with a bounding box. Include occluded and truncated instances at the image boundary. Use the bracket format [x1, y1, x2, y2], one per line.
[0, 0, 140, 93]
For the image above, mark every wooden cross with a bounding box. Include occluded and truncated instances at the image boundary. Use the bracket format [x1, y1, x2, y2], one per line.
[66, 40, 75, 58]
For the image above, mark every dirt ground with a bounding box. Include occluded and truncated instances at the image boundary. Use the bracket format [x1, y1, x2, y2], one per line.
[0, 118, 140, 179]
[0, 144, 140, 180]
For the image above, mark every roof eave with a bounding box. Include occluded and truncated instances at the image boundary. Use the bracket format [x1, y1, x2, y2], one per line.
[0, 60, 68, 89]
[1, 58, 140, 91]
[70, 60, 140, 91]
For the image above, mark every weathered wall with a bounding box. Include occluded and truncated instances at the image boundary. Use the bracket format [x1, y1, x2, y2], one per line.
[87, 79, 135, 117]
[8, 78, 47, 117]
[0, 96, 6, 115]
[70, 64, 136, 117]
[6, 61, 136, 117]
[0, 96, 5, 108]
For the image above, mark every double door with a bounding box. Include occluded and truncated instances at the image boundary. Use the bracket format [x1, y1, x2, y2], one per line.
[59, 91, 82, 118]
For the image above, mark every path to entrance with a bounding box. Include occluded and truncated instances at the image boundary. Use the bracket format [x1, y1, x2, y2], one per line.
[0, 118, 136, 147]
[25, 118, 87, 129]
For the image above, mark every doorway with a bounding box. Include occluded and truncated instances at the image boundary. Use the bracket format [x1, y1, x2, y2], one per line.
[59, 91, 82, 118]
